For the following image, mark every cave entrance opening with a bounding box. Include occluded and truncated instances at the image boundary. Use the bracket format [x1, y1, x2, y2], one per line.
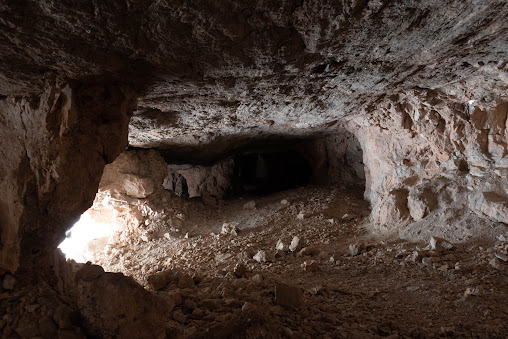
[58, 204, 117, 263]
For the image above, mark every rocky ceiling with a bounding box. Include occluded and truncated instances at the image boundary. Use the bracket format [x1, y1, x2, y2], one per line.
[1, 0, 507, 156]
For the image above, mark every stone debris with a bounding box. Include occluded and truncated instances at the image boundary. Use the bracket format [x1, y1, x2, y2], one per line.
[495, 253, 508, 262]
[221, 223, 239, 236]
[280, 199, 289, 205]
[342, 213, 353, 221]
[253, 250, 267, 263]
[302, 260, 319, 272]
[297, 211, 311, 220]
[6, 185, 506, 338]
[1, 275, 15, 290]
[299, 246, 320, 257]
[233, 262, 246, 278]
[489, 257, 502, 270]
[241, 302, 256, 312]
[251, 274, 263, 283]
[177, 274, 195, 289]
[497, 234, 508, 242]
[464, 286, 482, 296]
[276, 239, 286, 251]
[429, 236, 454, 252]
[275, 283, 303, 309]
[147, 270, 175, 291]
[289, 236, 302, 252]
[422, 257, 432, 266]
[243, 200, 256, 210]
[348, 244, 360, 257]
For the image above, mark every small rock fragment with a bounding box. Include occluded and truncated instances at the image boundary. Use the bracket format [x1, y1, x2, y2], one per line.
[497, 234, 508, 242]
[275, 283, 303, 309]
[299, 246, 319, 257]
[348, 244, 360, 257]
[2, 274, 16, 290]
[302, 260, 319, 272]
[495, 253, 508, 262]
[276, 239, 286, 251]
[281, 199, 289, 205]
[253, 250, 266, 263]
[147, 270, 176, 291]
[177, 274, 195, 289]
[464, 286, 481, 296]
[251, 274, 263, 282]
[430, 236, 453, 251]
[489, 257, 502, 270]
[242, 302, 257, 312]
[233, 263, 247, 278]
[243, 201, 256, 210]
[422, 257, 432, 266]
[289, 236, 301, 252]
[297, 211, 311, 220]
[221, 223, 239, 236]
[172, 310, 187, 324]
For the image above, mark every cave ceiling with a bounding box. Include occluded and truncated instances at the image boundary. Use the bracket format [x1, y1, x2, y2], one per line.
[1, 0, 507, 155]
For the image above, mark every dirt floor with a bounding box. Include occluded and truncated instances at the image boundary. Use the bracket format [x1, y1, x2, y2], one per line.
[85, 185, 508, 338]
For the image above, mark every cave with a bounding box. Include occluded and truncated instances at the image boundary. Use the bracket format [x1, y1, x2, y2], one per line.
[1, 1, 508, 338]
[233, 149, 312, 195]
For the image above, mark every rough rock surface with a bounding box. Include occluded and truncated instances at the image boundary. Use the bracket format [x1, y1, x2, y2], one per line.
[75, 264, 168, 338]
[1, 1, 508, 338]
[0, 81, 135, 272]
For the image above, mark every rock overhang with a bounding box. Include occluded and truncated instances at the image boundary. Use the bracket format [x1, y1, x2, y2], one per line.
[1, 1, 507, 150]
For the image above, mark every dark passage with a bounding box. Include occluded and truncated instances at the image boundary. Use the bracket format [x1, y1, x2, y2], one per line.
[233, 150, 312, 195]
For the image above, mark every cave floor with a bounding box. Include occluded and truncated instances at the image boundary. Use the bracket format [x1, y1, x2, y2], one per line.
[85, 186, 508, 338]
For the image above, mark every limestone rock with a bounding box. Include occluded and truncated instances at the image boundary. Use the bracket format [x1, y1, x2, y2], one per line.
[470, 192, 508, 224]
[75, 269, 168, 338]
[275, 283, 303, 309]
[275, 239, 286, 251]
[289, 236, 302, 252]
[147, 270, 176, 291]
[430, 237, 454, 252]
[221, 223, 240, 236]
[375, 190, 410, 227]
[253, 250, 266, 263]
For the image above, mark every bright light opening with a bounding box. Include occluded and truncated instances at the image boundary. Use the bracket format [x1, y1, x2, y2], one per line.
[59, 211, 115, 263]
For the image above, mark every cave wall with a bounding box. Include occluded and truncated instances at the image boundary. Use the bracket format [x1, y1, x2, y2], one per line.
[297, 131, 365, 187]
[0, 80, 135, 273]
[348, 88, 508, 240]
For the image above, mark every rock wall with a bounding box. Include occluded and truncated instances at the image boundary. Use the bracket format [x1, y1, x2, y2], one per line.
[164, 160, 234, 199]
[0, 80, 135, 273]
[348, 88, 508, 241]
[298, 131, 365, 187]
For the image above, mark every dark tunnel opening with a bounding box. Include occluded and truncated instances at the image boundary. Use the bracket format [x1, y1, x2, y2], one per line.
[162, 130, 366, 200]
[232, 150, 313, 195]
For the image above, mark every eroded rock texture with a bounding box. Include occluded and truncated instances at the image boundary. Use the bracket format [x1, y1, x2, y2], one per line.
[0, 81, 135, 272]
[0, 0, 507, 270]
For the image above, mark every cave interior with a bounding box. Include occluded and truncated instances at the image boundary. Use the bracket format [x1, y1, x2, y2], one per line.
[1, 1, 508, 338]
